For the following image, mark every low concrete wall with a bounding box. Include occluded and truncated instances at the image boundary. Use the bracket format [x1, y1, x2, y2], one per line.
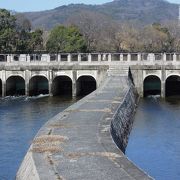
[16, 75, 152, 180]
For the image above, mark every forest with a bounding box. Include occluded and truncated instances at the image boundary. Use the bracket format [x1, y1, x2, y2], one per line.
[0, 9, 180, 53]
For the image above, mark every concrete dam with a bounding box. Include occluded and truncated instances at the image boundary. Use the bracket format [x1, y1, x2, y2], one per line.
[1, 53, 180, 179]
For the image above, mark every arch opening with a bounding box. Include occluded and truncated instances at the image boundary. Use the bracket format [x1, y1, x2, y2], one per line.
[52, 76, 72, 96]
[144, 75, 161, 97]
[29, 76, 48, 96]
[6, 76, 25, 96]
[166, 75, 180, 97]
[77, 76, 96, 96]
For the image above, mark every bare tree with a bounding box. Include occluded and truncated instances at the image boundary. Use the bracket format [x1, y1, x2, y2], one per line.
[66, 10, 118, 52]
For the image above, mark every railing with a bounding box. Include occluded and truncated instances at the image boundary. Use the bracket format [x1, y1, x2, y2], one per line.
[0, 53, 180, 64]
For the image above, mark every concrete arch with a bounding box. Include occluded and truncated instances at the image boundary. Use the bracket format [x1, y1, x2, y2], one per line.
[166, 73, 180, 79]
[29, 76, 49, 96]
[31, 74, 48, 79]
[143, 75, 161, 97]
[6, 76, 25, 96]
[166, 75, 180, 97]
[52, 76, 72, 96]
[76, 75, 97, 96]
[143, 74, 161, 82]
[54, 72, 73, 82]
[6, 74, 24, 81]
[77, 70, 97, 82]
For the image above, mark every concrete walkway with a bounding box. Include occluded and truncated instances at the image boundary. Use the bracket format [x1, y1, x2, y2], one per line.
[17, 76, 152, 180]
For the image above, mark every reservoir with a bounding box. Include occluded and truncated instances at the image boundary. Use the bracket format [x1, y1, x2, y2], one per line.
[126, 97, 180, 180]
[0, 96, 77, 180]
[1, 95, 180, 180]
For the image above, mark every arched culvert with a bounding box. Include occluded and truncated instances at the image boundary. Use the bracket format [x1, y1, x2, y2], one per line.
[144, 75, 161, 97]
[52, 76, 72, 96]
[166, 75, 180, 97]
[76, 76, 96, 96]
[6, 76, 25, 96]
[0, 79, 2, 96]
[29, 76, 48, 96]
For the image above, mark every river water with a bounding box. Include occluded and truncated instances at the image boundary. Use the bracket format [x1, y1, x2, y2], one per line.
[0, 95, 77, 180]
[126, 97, 180, 180]
[1, 95, 180, 180]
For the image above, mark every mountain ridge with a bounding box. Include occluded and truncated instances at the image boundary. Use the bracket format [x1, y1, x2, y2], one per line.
[22, 0, 179, 30]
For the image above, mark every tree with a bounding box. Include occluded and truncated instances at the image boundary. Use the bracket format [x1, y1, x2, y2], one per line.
[66, 10, 118, 52]
[29, 29, 43, 52]
[114, 24, 142, 52]
[0, 9, 16, 52]
[140, 23, 173, 52]
[166, 21, 180, 52]
[46, 25, 87, 53]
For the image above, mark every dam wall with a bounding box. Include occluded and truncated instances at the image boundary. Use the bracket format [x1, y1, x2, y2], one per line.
[111, 83, 138, 153]
[16, 75, 152, 180]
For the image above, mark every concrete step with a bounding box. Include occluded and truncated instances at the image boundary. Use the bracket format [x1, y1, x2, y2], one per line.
[108, 65, 129, 76]
[107, 70, 129, 76]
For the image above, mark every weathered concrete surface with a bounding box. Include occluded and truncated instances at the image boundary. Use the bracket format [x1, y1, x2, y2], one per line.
[16, 76, 152, 180]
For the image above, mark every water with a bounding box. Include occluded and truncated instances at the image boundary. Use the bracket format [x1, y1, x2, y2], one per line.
[126, 97, 180, 180]
[0, 95, 77, 180]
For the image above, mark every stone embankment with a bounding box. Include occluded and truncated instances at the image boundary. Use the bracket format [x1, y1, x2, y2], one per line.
[16, 75, 153, 180]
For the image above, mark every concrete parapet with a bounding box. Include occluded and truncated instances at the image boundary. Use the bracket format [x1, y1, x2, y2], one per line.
[16, 75, 152, 180]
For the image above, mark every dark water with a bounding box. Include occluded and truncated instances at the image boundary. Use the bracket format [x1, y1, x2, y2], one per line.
[126, 97, 180, 180]
[0, 95, 77, 180]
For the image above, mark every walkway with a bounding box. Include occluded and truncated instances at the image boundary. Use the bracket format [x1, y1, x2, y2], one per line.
[17, 76, 152, 180]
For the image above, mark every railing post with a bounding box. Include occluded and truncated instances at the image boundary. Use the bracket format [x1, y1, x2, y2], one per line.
[138, 53, 141, 62]
[27, 55, 30, 62]
[163, 53, 166, 62]
[120, 54, 123, 61]
[7, 55, 11, 63]
[150, 53, 155, 62]
[88, 54, 92, 62]
[78, 54, 81, 62]
[98, 53, 101, 62]
[68, 54, 71, 62]
[127, 53, 131, 62]
[10, 55, 14, 62]
[58, 54, 61, 62]
[108, 53, 112, 62]
[47, 54, 50, 62]
[173, 53, 177, 62]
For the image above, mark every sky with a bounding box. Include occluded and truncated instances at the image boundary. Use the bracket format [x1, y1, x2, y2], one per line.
[0, 0, 179, 12]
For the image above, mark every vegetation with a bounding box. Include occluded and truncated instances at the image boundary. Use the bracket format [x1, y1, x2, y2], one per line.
[46, 26, 87, 53]
[0, 7, 180, 53]
[0, 9, 43, 53]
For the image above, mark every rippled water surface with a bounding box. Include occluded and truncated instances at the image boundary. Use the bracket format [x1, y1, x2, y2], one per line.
[126, 97, 180, 180]
[0, 96, 77, 180]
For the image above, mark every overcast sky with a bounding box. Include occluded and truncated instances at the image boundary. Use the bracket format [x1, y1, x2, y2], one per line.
[0, 0, 179, 12]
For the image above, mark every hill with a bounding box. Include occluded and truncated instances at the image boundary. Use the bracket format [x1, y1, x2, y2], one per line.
[22, 0, 179, 30]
